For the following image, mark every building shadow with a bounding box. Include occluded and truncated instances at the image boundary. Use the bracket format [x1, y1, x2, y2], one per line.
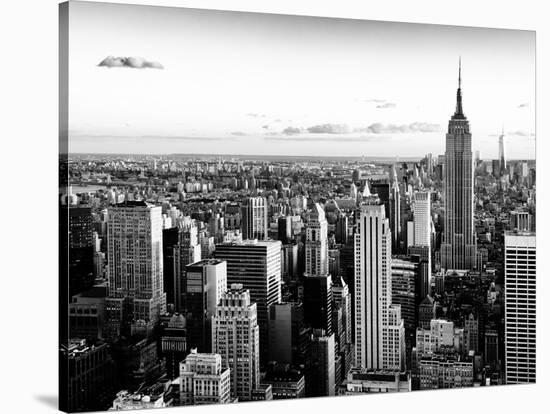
[34, 395, 58, 410]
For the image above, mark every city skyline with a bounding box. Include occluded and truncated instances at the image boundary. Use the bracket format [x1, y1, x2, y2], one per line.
[59, 2, 536, 412]
[66, 1, 535, 158]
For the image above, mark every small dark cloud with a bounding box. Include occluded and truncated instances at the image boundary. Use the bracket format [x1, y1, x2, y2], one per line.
[510, 130, 535, 137]
[282, 127, 303, 135]
[246, 113, 267, 118]
[517, 103, 529, 108]
[262, 125, 269, 129]
[98, 56, 164, 69]
[376, 102, 397, 109]
[489, 130, 535, 138]
[274, 119, 282, 123]
[357, 122, 441, 134]
[230, 131, 248, 136]
[307, 124, 350, 134]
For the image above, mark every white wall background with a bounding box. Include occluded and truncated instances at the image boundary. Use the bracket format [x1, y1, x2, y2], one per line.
[0, 1, 546, 413]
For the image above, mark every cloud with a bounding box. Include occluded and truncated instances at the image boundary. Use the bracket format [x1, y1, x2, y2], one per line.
[265, 135, 390, 143]
[510, 130, 535, 137]
[489, 130, 535, 138]
[98, 56, 164, 69]
[246, 113, 267, 118]
[282, 126, 303, 135]
[274, 119, 282, 123]
[230, 131, 248, 136]
[376, 102, 397, 109]
[357, 122, 441, 134]
[364, 99, 387, 103]
[517, 103, 529, 108]
[307, 124, 351, 134]
[262, 125, 269, 129]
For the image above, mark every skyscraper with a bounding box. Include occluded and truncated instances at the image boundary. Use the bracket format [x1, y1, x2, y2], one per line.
[309, 331, 336, 397]
[184, 259, 228, 352]
[268, 302, 311, 366]
[498, 127, 507, 176]
[214, 240, 282, 364]
[105, 201, 167, 339]
[412, 191, 431, 248]
[212, 284, 260, 401]
[303, 203, 333, 334]
[440, 60, 477, 270]
[504, 231, 536, 384]
[390, 174, 402, 253]
[241, 196, 268, 240]
[354, 203, 405, 371]
[173, 220, 202, 313]
[304, 203, 329, 277]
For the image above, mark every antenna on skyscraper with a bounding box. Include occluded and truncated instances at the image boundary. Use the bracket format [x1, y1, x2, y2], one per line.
[458, 56, 462, 89]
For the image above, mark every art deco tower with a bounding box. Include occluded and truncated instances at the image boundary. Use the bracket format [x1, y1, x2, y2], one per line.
[440, 60, 477, 270]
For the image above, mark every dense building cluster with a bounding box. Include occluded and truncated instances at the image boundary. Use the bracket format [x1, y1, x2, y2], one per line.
[59, 69, 536, 412]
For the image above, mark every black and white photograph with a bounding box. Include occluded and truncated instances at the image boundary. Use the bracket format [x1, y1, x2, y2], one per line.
[56, 1, 538, 412]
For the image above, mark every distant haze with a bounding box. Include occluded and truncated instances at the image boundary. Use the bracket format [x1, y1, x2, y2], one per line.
[67, 1, 535, 159]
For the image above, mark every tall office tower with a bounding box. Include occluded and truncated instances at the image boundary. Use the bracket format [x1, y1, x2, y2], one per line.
[335, 213, 349, 244]
[303, 203, 333, 334]
[309, 330, 336, 397]
[304, 203, 329, 277]
[464, 312, 479, 353]
[498, 127, 507, 175]
[390, 178, 402, 253]
[214, 240, 282, 364]
[173, 220, 201, 313]
[105, 201, 167, 339]
[241, 197, 268, 240]
[303, 275, 333, 335]
[504, 231, 536, 384]
[64, 205, 95, 296]
[426, 153, 434, 176]
[440, 61, 477, 270]
[407, 248, 431, 300]
[179, 350, 231, 406]
[268, 302, 311, 366]
[350, 183, 358, 201]
[354, 203, 405, 371]
[412, 191, 431, 247]
[212, 284, 260, 401]
[371, 181, 391, 221]
[281, 243, 298, 284]
[184, 259, 228, 352]
[332, 275, 354, 381]
[162, 226, 179, 307]
[391, 258, 417, 344]
[332, 276, 353, 347]
[510, 210, 532, 232]
[277, 216, 292, 244]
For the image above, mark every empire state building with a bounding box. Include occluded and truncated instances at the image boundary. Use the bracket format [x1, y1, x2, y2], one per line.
[440, 60, 477, 270]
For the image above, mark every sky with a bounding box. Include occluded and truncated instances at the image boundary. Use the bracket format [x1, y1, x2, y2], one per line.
[66, 1, 536, 158]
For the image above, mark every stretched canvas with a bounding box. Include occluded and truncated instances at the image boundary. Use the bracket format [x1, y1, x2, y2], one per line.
[59, 1, 536, 412]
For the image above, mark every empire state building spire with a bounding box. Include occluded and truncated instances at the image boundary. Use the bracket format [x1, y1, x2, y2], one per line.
[441, 58, 477, 271]
[454, 57, 465, 118]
